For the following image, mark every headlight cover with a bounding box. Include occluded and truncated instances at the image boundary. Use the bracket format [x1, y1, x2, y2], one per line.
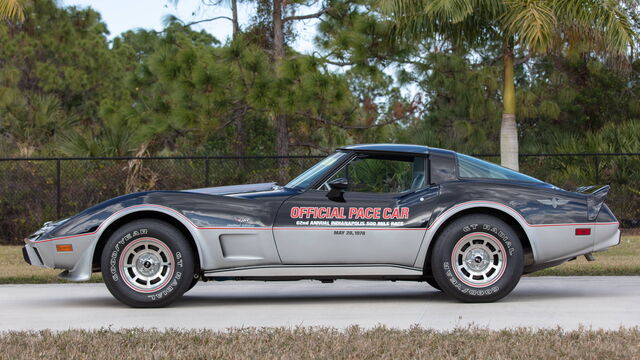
[26, 218, 70, 242]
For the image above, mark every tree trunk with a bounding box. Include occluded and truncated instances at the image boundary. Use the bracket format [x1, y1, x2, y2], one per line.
[500, 42, 519, 171]
[231, 0, 239, 36]
[233, 104, 248, 170]
[272, 1, 285, 59]
[275, 113, 289, 181]
[230, 0, 243, 169]
[272, 0, 289, 183]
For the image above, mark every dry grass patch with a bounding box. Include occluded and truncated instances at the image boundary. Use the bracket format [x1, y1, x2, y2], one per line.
[0, 327, 638, 360]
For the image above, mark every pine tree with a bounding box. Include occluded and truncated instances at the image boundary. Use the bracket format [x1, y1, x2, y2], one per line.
[0, 0, 119, 156]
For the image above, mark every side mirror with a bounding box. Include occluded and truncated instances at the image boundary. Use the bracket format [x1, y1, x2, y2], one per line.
[327, 177, 348, 202]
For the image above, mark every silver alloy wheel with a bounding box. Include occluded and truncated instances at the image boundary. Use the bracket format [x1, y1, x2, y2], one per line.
[451, 233, 506, 288]
[119, 237, 174, 293]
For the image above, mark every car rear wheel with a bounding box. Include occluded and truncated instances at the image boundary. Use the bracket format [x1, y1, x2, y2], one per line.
[431, 214, 523, 302]
[101, 219, 194, 308]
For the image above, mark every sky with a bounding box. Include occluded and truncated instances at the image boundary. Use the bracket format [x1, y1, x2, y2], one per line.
[61, 0, 318, 53]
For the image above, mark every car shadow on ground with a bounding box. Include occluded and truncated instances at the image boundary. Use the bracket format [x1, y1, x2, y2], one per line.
[175, 286, 595, 307]
[505, 287, 595, 302]
[30, 282, 598, 309]
[45, 287, 448, 308]
[177, 289, 448, 307]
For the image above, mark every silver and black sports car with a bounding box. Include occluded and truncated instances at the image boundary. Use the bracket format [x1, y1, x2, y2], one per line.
[22, 144, 620, 307]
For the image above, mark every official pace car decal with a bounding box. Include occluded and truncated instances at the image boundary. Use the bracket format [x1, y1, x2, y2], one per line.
[290, 206, 410, 227]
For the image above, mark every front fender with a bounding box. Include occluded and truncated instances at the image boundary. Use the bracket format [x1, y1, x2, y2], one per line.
[30, 204, 207, 282]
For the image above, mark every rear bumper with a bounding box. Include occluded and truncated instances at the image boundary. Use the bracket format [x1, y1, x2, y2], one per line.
[524, 222, 619, 273]
[593, 226, 621, 253]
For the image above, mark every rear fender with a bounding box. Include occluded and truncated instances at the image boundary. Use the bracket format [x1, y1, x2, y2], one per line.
[412, 201, 538, 269]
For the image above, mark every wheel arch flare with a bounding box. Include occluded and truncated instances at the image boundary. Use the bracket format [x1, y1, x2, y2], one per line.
[414, 202, 537, 271]
[53, 205, 208, 282]
[91, 207, 206, 274]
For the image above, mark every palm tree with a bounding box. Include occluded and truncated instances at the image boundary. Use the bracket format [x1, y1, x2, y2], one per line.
[381, 0, 637, 170]
[0, 0, 24, 20]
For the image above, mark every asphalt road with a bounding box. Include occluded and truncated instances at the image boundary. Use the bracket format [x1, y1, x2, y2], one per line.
[1, 277, 638, 331]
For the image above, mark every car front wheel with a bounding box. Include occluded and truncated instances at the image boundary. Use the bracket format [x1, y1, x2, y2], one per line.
[424, 275, 442, 291]
[431, 214, 523, 302]
[101, 219, 194, 308]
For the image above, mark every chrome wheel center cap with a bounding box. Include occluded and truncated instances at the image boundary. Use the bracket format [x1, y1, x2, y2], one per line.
[136, 253, 161, 276]
[452, 233, 505, 286]
[465, 248, 490, 272]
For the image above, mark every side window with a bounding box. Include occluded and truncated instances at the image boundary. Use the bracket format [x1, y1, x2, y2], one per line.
[457, 153, 543, 183]
[324, 155, 426, 193]
[430, 153, 457, 184]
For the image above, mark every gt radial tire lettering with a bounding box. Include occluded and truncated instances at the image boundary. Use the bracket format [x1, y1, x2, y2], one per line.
[110, 250, 118, 281]
[110, 250, 119, 281]
[443, 262, 464, 292]
[149, 276, 180, 301]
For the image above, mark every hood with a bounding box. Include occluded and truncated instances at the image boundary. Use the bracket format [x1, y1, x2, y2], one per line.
[185, 182, 279, 196]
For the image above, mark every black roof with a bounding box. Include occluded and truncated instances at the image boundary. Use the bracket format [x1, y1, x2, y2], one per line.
[339, 144, 454, 156]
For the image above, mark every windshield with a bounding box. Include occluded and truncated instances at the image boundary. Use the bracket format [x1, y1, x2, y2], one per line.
[285, 152, 348, 190]
[457, 153, 543, 183]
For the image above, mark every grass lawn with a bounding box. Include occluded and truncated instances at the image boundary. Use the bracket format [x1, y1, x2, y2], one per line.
[1, 236, 638, 284]
[0, 327, 638, 359]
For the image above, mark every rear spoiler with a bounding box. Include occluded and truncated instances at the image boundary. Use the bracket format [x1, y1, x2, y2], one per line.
[575, 185, 610, 221]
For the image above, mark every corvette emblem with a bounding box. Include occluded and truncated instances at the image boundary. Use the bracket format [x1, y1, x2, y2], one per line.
[538, 198, 569, 208]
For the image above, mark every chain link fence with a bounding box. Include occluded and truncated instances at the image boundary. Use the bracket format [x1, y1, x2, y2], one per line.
[1, 153, 638, 245]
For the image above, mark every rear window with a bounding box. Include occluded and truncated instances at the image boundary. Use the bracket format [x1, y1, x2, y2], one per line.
[457, 153, 543, 183]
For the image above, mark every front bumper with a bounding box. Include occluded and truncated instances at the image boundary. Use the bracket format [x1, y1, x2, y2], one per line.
[22, 246, 31, 265]
[22, 242, 47, 268]
[22, 233, 97, 281]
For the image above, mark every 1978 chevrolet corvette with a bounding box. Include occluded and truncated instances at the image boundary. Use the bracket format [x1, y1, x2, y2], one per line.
[22, 144, 620, 307]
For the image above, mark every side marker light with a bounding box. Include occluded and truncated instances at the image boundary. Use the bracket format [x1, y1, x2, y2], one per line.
[56, 244, 73, 252]
[575, 228, 591, 236]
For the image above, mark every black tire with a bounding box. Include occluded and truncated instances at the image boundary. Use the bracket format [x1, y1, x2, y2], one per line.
[101, 219, 195, 308]
[185, 276, 199, 293]
[424, 275, 442, 291]
[431, 214, 523, 303]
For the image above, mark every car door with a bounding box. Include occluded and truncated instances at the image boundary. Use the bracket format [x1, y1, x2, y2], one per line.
[273, 153, 440, 266]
